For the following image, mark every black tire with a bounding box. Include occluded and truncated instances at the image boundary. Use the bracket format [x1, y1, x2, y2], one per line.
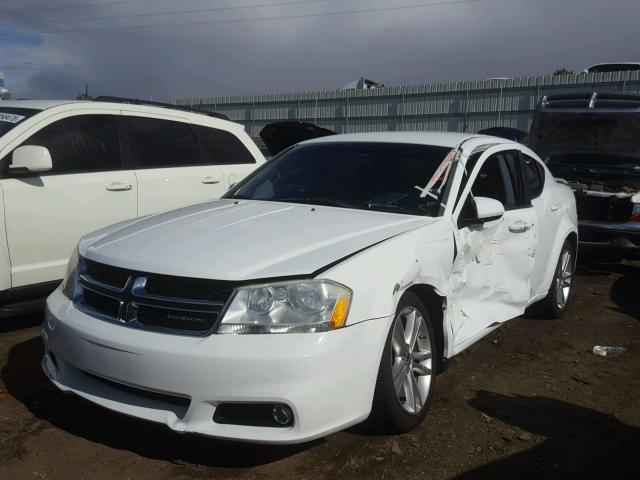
[368, 291, 437, 433]
[531, 239, 575, 319]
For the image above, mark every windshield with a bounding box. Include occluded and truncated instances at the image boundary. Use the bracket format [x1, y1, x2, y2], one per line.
[226, 142, 454, 216]
[546, 152, 640, 191]
[0, 107, 40, 137]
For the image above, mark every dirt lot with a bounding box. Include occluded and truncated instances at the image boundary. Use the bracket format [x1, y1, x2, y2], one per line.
[0, 262, 639, 480]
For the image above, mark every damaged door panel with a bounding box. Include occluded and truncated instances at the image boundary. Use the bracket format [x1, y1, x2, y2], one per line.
[449, 147, 537, 348]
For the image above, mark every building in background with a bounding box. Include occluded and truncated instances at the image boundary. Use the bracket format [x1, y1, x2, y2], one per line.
[173, 71, 640, 138]
[0, 72, 10, 100]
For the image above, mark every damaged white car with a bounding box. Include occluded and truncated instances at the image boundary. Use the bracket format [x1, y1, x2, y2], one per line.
[42, 132, 577, 444]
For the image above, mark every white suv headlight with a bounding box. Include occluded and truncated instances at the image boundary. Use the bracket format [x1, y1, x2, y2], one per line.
[217, 279, 352, 334]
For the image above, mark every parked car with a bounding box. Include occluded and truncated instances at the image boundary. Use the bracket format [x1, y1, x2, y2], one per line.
[0, 97, 264, 316]
[528, 92, 640, 261]
[42, 132, 577, 444]
[582, 62, 640, 74]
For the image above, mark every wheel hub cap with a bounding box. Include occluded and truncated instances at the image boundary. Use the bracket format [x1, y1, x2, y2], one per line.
[391, 306, 433, 414]
[556, 248, 573, 308]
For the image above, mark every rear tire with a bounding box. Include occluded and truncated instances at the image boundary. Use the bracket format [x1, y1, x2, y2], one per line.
[531, 239, 575, 319]
[368, 291, 437, 433]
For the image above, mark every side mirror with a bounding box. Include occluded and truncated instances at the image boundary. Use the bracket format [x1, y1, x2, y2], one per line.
[474, 196, 505, 222]
[10, 146, 53, 174]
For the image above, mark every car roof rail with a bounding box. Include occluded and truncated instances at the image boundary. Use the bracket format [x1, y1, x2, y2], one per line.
[539, 92, 640, 112]
[92, 96, 230, 121]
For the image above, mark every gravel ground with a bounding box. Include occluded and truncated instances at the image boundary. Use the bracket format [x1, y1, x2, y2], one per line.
[0, 262, 638, 480]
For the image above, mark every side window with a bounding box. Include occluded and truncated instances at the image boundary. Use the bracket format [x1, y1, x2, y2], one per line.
[128, 117, 200, 168]
[522, 154, 545, 199]
[471, 155, 514, 206]
[195, 126, 256, 165]
[471, 151, 530, 210]
[19, 115, 122, 174]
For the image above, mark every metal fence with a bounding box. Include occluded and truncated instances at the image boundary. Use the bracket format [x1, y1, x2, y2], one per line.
[173, 71, 640, 138]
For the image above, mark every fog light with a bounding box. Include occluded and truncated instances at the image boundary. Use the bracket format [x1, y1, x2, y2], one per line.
[272, 404, 293, 426]
[44, 353, 58, 378]
[45, 309, 57, 331]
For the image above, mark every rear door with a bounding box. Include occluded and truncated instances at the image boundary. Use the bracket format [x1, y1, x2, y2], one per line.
[450, 148, 538, 347]
[193, 125, 259, 188]
[126, 114, 227, 215]
[520, 152, 556, 296]
[0, 113, 137, 287]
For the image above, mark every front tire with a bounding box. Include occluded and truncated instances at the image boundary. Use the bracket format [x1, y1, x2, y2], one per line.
[369, 291, 437, 433]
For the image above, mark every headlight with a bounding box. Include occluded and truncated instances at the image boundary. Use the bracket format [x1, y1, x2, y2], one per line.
[61, 245, 80, 300]
[217, 279, 352, 334]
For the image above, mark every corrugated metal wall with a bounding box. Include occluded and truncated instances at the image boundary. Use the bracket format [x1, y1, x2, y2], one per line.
[173, 71, 640, 137]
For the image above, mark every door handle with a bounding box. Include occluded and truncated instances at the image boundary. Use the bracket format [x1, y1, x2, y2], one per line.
[201, 176, 221, 184]
[105, 182, 133, 191]
[508, 221, 533, 233]
[550, 203, 560, 212]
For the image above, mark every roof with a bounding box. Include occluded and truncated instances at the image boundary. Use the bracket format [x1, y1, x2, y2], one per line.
[586, 62, 640, 71]
[299, 131, 514, 149]
[0, 99, 87, 110]
[0, 98, 240, 129]
[539, 92, 640, 112]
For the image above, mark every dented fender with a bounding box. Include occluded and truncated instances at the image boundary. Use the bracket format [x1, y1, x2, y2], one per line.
[319, 219, 454, 350]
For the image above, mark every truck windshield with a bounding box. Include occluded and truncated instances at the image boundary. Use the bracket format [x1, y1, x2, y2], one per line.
[0, 107, 40, 138]
[226, 142, 454, 216]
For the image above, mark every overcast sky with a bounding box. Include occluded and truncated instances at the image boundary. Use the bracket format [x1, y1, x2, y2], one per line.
[0, 0, 637, 100]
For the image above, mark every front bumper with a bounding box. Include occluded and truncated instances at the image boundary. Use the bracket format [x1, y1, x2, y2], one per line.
[42, 288, 392, 444]
[578, 220, 640, 258]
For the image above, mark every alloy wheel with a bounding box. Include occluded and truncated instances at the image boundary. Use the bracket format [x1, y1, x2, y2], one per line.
[391, 306, 433, 414]
[556, 247, 573, 309]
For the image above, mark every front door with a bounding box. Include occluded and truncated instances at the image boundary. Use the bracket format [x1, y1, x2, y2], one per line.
[450, 148, 538, 348]
[0, 113, 137, 287]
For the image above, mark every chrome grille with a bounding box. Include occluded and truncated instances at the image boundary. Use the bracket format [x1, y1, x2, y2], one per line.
[75, 258, 233, 336]
[85, 259, 130, 290]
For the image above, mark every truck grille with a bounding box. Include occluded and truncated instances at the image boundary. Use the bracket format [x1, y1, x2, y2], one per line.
[75, 258, 234, 336]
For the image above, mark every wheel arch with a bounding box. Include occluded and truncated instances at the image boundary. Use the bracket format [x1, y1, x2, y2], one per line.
[539, 222, 578, 295]
[404, 284, 447, 374]
[567, 230, 578, 255]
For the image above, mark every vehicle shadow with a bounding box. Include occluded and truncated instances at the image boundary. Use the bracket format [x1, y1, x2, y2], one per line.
[457, 390, 640, 479]
[0, 311, 42, 333]
[576, 262, 640, 320]
[1, 336, 321, 468]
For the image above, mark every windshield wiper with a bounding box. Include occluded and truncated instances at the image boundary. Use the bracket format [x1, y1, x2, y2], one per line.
[271, 197, 363, 209]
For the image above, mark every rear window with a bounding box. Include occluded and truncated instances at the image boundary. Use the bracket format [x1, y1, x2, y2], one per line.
[522, 155, 545, 199]
[0, 107, 39, 137]
[195, 126, 255, 165]
[128, 117, 201, 168]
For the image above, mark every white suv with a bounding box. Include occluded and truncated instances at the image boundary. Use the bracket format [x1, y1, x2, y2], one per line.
[0, 98, 264, 316]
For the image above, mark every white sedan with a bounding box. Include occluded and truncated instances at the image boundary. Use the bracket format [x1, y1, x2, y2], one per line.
[42, 132, 577, 444]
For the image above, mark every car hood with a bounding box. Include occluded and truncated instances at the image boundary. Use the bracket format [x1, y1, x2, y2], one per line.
[81, 199, 431, 281]
[259, 121, 336, 156]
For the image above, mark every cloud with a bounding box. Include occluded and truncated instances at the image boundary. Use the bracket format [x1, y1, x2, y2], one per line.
[0, 0, 638, 100]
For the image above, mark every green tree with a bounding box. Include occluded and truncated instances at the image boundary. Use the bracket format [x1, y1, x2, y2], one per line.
[553, 68, 574, 76]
